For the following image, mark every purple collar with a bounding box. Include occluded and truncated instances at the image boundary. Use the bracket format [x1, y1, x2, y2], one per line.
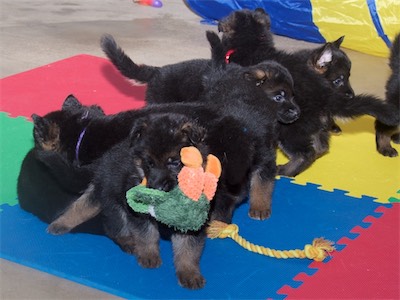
[75, 127, 87, 166]
[75, 111, 89, 166]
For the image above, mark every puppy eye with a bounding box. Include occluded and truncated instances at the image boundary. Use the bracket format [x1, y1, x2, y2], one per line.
[272, 90, 286, 102]
[333, 75, 344, 87]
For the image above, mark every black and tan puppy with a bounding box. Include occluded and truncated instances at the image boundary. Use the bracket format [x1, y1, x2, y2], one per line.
[87, 113, 210, 289]
[99, 9, 273, 104]
[18, 94, 145, 233]
[375, 33, 400, 157]
[217, 8, 398, 176]
[218, 8, 354, 134]
[18, 95, 105, 234]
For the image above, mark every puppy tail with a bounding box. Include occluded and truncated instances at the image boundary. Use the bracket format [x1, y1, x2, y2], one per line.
[331, 93, 399, 126]
[100, 34, 159, 83]
[206, 30, 225, 69]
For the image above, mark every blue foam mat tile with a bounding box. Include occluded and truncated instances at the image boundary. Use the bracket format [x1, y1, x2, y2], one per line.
[0, 178, 387, 299]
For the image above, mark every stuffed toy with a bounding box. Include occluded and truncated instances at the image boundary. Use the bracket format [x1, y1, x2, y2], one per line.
[126, 146, 222, 232]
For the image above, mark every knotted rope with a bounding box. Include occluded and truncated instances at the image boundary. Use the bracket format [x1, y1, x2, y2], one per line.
[207, 221, 335, 262]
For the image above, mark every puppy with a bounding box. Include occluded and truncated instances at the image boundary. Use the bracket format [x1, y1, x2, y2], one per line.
[88, 113, 210, 289]
[18, 95, 105, 234]
[217, 8, 398, 176]
[375, 33, 400, 157]
[18, 94, 146, 234]
[218, 8, 354, 134]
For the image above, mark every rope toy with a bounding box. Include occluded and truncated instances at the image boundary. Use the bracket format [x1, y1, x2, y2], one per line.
[126, 146, 222, 232]
[207, 221, 335, 262]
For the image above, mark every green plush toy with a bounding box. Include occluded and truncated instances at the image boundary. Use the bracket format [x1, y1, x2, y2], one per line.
[126, 146, 222, 232]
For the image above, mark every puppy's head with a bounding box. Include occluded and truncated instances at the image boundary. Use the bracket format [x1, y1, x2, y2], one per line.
[129, 113, 207, 192]
[218, 8, 273, 49]
[244, 61, 300, 124]
[32, 94, 104, 153]
[308, 36, 354, 99]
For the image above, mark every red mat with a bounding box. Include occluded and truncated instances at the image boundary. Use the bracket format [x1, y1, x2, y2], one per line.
[279, 205, 400, 298]
[0, 54, 145, 118]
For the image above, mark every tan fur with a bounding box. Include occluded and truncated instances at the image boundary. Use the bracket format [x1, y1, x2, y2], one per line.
[248, 170, 273, 220]
[172, 233, 205, 289]
[47, 184, 100, 235]
[41, 123, 60, 151]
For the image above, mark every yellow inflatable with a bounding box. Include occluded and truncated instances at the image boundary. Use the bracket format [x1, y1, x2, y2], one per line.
[311, 0, 400, 57]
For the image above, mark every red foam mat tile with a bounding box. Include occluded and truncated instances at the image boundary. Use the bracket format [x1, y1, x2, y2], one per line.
[278, 205, 400, 299]
[0, 54, 145, 118]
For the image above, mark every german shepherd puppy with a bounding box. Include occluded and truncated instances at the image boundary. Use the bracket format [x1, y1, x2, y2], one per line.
[99, 9, 273, 105]
[88, 113, 210, 289]
[375, 33, 400, 157]
[218, 8, 354, 134]
[217, 8, 398, 176]
[17, 95, 106, 234]
[18, 94, 145, 234]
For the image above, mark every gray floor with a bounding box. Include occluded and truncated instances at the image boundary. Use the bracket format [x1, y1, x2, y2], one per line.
[0, 0, 390, 299]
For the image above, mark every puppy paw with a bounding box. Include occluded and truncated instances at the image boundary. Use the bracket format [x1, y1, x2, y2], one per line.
[47, 222, 71, 235]
[378, 147, 398, 157]
[248, 208, 271, 220]
[177, 271, 205, 289]
[137, 253, 162, 269]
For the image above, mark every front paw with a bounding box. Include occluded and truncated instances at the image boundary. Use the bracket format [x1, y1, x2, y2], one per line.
[47, 222, 71, 235]
[248, 208, 271, 220]
[177, 270, 205, 289]
[137, 253, 162, 269]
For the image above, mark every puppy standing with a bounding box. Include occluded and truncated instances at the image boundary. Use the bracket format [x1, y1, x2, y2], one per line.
[218, 8, 399, 176]
[375, 33, 400, 157]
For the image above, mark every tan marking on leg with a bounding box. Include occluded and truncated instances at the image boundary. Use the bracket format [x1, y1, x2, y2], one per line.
[47, 184, 100, 235]
[249, 170, 273, 220]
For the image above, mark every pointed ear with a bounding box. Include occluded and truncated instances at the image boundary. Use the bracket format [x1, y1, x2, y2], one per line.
[244, 68, 267, 86]
[31, 114, 47, 144]
[255, 8, 266, 15]
[332, 36, 345, 48]
[129, 118, 148, 147]
[62, 94, 82, 111]
[180, 122, 206, 146]
[310, 44, 333, 74]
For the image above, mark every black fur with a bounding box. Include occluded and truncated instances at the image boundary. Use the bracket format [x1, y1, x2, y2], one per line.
[216, 8, 399, 176]
[90, 113, 209, 289]
[375, 33, 400, 157]
[17, 95, 106, 234]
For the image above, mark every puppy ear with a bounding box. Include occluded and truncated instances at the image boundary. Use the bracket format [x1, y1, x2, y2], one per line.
[310, 44, 333, 74]
[180, 122, 206, 146]
[244, 68, 267, 86]
[62, 94, 82, 111]
[31, 114, 60, 150]
[332, 36, 345, 48]
[129, 118, 148, 147]
[218, 14, 234, 34]
[255, 7, 267, 15]
[255, 8, 271, 28]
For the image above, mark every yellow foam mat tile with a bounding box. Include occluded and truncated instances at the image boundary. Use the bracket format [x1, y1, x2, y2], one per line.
[277, 116, 400, 203]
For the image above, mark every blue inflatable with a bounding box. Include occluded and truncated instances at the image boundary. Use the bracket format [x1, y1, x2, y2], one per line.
[185, 0, 400, 57]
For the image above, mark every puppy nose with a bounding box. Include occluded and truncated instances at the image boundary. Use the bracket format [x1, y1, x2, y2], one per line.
[345, 92, 354, 99]
[287, 108, 299, 118]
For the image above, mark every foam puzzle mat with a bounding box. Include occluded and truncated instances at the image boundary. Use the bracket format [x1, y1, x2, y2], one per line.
[0, 55, 399, 298]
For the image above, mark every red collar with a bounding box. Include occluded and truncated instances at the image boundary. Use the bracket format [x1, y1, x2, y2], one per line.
[225, 49, 236, 64]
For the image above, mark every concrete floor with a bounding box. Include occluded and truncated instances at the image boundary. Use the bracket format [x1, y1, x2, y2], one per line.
[0, 0, 390, 299]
